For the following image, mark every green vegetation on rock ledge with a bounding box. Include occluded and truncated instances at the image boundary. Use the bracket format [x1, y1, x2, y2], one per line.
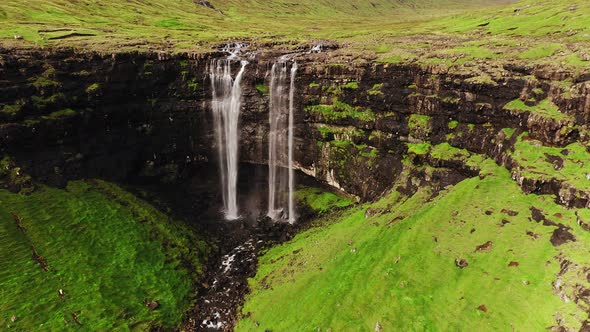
[305, 100, 375, 122]
[504, 98, 571, 121]
[0, 180, 208, 330]
[296, 186, 354, 215]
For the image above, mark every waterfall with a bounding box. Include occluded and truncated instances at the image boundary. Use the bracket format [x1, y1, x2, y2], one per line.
[267, 61, 298, 223]
[288, 62, 298, 223]
[210, 58, 248, 220]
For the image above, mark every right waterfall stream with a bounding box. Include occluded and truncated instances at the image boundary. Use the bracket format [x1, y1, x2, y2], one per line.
[267, 60, 298, 223]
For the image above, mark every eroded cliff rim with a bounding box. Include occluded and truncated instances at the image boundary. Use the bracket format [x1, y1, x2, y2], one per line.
[1, 46, 589, 208]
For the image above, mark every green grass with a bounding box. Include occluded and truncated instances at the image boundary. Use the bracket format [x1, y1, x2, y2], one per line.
[518, 43, 562, 60]
[1, 0, 588, 75]
[30, 93, 66, 111]
[237, 161, 589, 331]
[305, 100, 375, 122]
[0, 180, 208, 330]
[511, 133, 590, 191]
[32, 76, 60, 89]
[442, 44, 501, 61]
[85, 83, 101, 94]
[341, 81, 359, 90]
[377, 55, 404, 64]
[504, 98, 572, 121]
[255, 83, 268, 95]
[367, 83, 384, 96]
[296, 186, 354, 214]
[0, 103, 23, 118]
[431, 0, 590, 38]
[429, 142, 470, 161]
[408, 114, 432, 138]
[406, 142, 431, 156]
[0, 0, 523, 54]
[43, 108, 77, 119]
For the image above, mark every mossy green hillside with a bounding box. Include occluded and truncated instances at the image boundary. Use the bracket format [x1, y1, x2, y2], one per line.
[237, 160, 590, 331]
[0, 180, 208, 330]
[511, 133, 590, 190]
[0, 0, 511, 52]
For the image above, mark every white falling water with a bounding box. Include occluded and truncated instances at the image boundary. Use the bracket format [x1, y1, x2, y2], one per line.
[210, 58, 248, 220]
[267, 61, 298, 223]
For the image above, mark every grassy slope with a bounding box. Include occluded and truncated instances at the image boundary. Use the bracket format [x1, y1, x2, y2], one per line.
[237, 158, 590, 331]
[2, 0, 588, 73]
[0, 180, 208, 330]
[0, 0, 512, 52]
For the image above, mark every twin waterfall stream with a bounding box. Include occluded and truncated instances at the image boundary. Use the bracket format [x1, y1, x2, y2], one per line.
[268, 61, 298, 223]
[209, 48, 298, 223]
[209, 59, 248, 220]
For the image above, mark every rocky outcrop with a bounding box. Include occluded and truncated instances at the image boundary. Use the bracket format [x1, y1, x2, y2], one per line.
[1, 47, 589, 206]
[0, 49, 214, 187]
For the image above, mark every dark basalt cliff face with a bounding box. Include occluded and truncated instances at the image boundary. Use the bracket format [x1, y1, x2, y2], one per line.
[1, 47, 589, 207]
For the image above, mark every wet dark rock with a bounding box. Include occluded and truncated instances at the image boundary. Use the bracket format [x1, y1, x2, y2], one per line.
[501, 209, 518, 216]
[71, 313, 82, 326]
[31, 247, 49, 272]
[545, 154, 564, 170]
[576, 212, 590, 232]
[475, 241, 493, 252]
[145, 300, 159, 311]
[574, 287, 590, 306]
[529, 207, 559, 226]
[550, 225, 576, 246]
[501, 219, 511, 226]
[455, 258, 469, 269]
[11, 212, 27, 232]
[559, 259, 571, 276]
[375, 321, 383, 331]
[530, 207, 545, 222]
[365, 208, 383, 218]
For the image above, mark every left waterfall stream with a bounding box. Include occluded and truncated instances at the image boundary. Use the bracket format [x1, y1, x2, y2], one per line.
[209, 45, 248, 220]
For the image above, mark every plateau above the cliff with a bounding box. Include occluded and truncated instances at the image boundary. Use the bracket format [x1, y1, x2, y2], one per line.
[0, 0, 526, 53]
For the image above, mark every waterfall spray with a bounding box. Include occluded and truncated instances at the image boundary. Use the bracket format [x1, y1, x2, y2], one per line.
[210, 50, 248, 220]
[267, 60, 297, 223]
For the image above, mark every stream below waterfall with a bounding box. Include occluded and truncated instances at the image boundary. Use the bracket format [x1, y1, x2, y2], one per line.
[124, 163, 331, 331]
